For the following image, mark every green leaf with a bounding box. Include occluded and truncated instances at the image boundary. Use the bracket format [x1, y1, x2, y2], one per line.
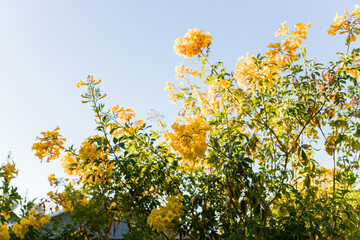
[240, 199, 247, 214]
[254, 204, 261, 216]
[305, 174, 311, 188]
[355, 125, 360, 138]
[301, 149, 309, 166]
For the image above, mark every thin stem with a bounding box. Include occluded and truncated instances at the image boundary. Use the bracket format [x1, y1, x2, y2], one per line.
[330, 150, 336, 240]
[161, 232, 170, 240]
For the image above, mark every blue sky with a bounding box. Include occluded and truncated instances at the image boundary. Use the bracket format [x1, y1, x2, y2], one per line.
[0, 0, 358, 201]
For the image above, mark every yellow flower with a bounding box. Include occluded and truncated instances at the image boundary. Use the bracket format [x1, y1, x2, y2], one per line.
[174, 28, 212, 58]
[32, 127, 65, 162]
[326, 6, 360, 39]
[1, 211, 10, 220]
[175, 62, 194, 79]
[76, 80, 87, 88]
[28, 214, 37, 226]
[61, 152, 81, 176]
[109, 202, 116, 209]
[39, 215, 51, 225]
[236, 22, 310, 93]
[0, 223, 10, 240]
[275, 22, 288, 37]
[1, 163, 18, 182]
[147, 195, 184, 233]
[111, 105, 136, 124]
[164, 81, 176, 92]
[20, 218, 29, 228]
[79, 140, 102, 162]
[12, 222, 25, 239]
[48, 174, 58, 186]
[166, 116, 211, 163]
[234, 53, 261, 90]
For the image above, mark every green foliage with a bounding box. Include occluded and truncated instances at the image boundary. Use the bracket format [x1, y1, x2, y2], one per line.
[4, 6, 360, 240]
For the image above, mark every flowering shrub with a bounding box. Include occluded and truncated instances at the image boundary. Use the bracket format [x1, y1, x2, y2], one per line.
[12, 210, 50, 239]
[0, 4, 359, 240]
[0, 157, 52, 239]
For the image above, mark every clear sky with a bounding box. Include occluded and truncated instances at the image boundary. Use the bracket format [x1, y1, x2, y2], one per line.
[0, 0, 359, 201]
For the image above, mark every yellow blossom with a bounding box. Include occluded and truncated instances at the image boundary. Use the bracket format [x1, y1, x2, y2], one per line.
[109, 202, 116, 209]
[78, 140, 102, 162]
[147, 195, 184, 233]
[275, 22, 288, 37]
[111, 105, 136, 124]
[165, 116, 211, 163]
[1, 163, 18, 182]
[39, 215, 51, 225]
[12, 222, 25, 239]
[48, 173, 58, 186]
[175, 62, 194, 79]
[61, 152, 81, 176]
[0, 223, 10, 240]
[327, 6, 360, 41]
[174, 28, 212, 58]
[76, 80, 87, 88]
[32, 127, 65, 162]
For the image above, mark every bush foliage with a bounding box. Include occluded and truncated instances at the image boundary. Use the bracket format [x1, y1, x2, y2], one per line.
[2, 6, 360, 240]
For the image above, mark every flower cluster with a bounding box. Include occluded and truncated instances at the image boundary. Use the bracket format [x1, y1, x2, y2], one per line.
[1, 163, 18, 182]
[12, 209, 51, 239]
[235, 22, 310, 92]
[164, 81, 184, 104]
[82, 160, 115, 184]
[111, 105, 135, 124]
[0, 222, 9, 240]
[165, 116, 211, 162]
[344, 56, 360, 78]
[60, 138, 115, 184]
[47, 191, 72, 212]
[108, 106, 144, 137]
[0, 209, 10, 220]
[190, 80, 232, 117]
[78, 140, 102, 162]
[61, 152, 81, 176]
[234, 53, 263, 91]
[32, 127, 65, 162]
[174, 28, 212, 58]
[76, 75, 101, 88]
[147, 196, 184, 233]
[0, 193, 13, 221]
[77, 76, 106, 105]
[47, 190, 88, 212]
[175, 62, 195, 79]
[275, 22, 311, 60]
[48, 173, 58, 187]
[328, 6, 360, 42]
